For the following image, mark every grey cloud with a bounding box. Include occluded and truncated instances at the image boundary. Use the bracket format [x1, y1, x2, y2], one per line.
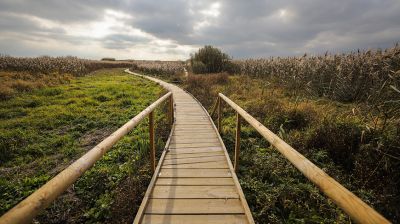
[0, 0, 120, 23]
[0, 0, 399, 59]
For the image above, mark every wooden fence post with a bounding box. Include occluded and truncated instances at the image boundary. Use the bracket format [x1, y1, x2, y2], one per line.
[217, 97, 222, 131]
[234, 112, 241, 171]
[149, 111, 155, 172]
[169, 95, 174, 127]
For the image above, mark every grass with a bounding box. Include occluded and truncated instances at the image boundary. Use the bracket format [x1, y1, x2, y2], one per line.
[0, 68, 168, 223]
[181, 73, 399, 223]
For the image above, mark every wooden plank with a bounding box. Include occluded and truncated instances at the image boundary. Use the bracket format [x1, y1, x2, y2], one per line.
[169, 137, 219, 142]
[155, 178, 234, 186]
[175, 116, 209, 118]
[175, 112, 203, 115]
[169, 143, 221, 148]
[158, 169, 232, 178]
[175, 116, 209, 119]
[169, 139, 218, 144]
[174, 124, 213, 128]
[171, 134, 218, 139]
[174, 122, 212, 125]
[162, 161, 229, 169]
[151, 186, 239, 199]
[165, 151, 224, 159]
[174, 120, 209, 123]
[142, 214, 247, 224]
[173, 128, 214, 131]
[174, 120, 209, 122]
[175, 110, 205, 112]
[162, 156, 227, 166]
[164, 154, 226, 162]
[145, 199, 244, 214]
[172, 130, 216, 134]
[167, 147, 223, 154]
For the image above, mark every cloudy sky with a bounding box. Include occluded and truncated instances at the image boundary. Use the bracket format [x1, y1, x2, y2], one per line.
[0, 0, 399, 60]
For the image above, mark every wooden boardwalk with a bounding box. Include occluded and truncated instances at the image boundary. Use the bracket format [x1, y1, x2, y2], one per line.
[127, 71, 254, 224]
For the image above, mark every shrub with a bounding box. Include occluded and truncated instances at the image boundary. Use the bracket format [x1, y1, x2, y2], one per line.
[190, 45, 233, 74]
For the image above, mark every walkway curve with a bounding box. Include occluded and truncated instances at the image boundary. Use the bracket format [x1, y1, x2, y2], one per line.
[125, 69, 254, 224]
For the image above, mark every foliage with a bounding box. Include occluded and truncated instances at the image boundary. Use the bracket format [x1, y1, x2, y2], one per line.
[190, 45, 235, 74]
[0, 69, 168, 223]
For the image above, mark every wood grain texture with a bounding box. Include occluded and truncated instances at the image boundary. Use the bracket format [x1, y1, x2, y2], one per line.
[151, 186, 239, 199]
[145, 199, 245, 214]
[142, 214, 247, 224]
[155, 178, 235, 186]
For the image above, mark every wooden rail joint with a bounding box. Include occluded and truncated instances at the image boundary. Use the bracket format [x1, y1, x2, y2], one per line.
[0, 92, 174, 224]
[214, 93, 391, 224]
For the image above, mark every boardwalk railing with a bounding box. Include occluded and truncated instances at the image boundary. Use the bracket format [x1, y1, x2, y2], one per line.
[210, 93, 390, 224]
[0, 92, 174, 224]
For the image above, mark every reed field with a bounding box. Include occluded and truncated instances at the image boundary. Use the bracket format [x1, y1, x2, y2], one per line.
[131, 60, 185, 77]
[233, 45, 400, 108]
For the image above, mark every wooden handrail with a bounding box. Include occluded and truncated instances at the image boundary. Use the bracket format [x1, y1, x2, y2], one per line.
[215, 93, 390, 224]
[0, 92, 173, 224]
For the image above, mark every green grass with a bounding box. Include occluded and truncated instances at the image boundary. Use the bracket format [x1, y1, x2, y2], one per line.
[0, 69, 168, 223]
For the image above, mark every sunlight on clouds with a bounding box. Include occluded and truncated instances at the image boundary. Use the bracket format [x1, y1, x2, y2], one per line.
[272, 8, 294, 23]
[200, 2, 220, 17]
[194, 2, 221, 31]
[67, 9, 133, 38]
[4, 8, 196, 60]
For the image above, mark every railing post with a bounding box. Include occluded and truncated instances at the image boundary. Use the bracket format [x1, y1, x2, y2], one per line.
[169, 95, 174, 127]
[149, 111, 155, 172]
[234, 112, 241, 171]
[217, 97, 222, 131]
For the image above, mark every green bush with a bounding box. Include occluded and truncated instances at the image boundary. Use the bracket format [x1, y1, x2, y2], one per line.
[190, 45, 233, 74]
